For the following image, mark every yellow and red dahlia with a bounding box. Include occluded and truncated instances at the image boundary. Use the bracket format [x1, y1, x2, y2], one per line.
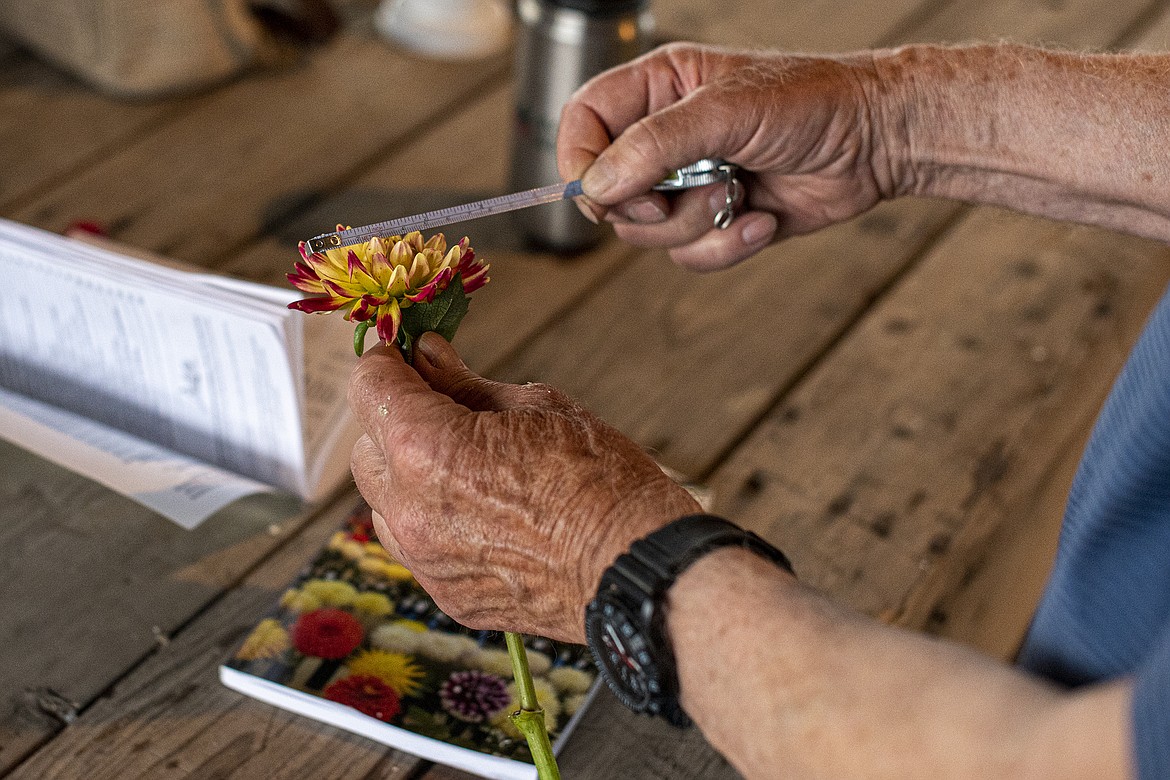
[287, 230, 489, 343]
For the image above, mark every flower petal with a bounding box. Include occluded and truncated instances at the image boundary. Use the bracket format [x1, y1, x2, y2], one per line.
[347, 249, 370, 278]
[460, 265, 489, 293]
[287, 274, 326, 294]
[323, 279, 359, 299]
[288, 296, 348, 313]
[385, 265, 410, 297]
[388, 239, 413, 270]
[423, 233, 446, 253]
[375, 299, 402, 343]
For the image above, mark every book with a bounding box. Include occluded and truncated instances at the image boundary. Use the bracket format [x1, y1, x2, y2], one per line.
[220, 500, 600, 780]
[0, 218, 361, 528]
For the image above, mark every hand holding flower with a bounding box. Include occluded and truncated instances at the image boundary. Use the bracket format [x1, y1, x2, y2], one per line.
[288, 230, 676, 777]
[347, 333, 701, 643]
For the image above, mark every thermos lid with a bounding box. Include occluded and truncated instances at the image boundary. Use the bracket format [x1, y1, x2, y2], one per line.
[546, 0, 648, 13]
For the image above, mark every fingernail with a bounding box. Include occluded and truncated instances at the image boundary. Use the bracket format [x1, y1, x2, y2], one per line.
[618, 198, 666, 224]
[741, 213, 777, 246]
[416, 332, 454, 369]
[581, 159, 618, 199]
[575, 197, 602, 225]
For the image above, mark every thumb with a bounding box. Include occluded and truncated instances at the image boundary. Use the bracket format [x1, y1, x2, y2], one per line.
[581, 85, 735, 205]
[414, 332, 546, 412]
[348, 342, 462, 441]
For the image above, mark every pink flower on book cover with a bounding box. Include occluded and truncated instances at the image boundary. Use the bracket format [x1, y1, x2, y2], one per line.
[324, 674, 402, 722]
[292, 608, 364, 660]
[439, 670, 511, 723]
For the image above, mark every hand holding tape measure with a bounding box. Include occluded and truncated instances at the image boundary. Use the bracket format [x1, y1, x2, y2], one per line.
[305, 159, 742, 254]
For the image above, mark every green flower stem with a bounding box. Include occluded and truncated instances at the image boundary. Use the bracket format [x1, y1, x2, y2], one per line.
[505, 631, 561, 780]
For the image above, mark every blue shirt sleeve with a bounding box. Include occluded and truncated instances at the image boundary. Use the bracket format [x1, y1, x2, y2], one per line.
[1134, 622, 1170, 780]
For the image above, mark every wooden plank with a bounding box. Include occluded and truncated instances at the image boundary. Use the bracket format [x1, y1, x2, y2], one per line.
[652, 0, 933, 51]
[0, 52, 182, 212]
[925, 407, 1086, 659]
[421, 693, 742, 780]
[496, 200, 959, 477]
[909, 0, 1166, 46]
[708, 212, 1170, 625]
[1128, 1, 1170, 50]
[0, 439, 336, 773]
[3, 493, 431, 780]
[7, 30, 508, 267]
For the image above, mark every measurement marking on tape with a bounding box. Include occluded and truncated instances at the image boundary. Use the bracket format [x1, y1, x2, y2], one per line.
[307, 181, 582, 253]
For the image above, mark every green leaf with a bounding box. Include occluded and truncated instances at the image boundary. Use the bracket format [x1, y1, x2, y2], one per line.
[399, 276, 471, 347]
[353, 320, 372, 357]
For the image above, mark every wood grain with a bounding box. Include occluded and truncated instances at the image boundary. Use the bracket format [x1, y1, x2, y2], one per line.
[7, 30, 508, 267]
[0, 439, 336, 773]
[709, 212, 1170, 625]
[4, 493, 429, 780]
[652, 0, 931, 51]
[0, 52, 182, 212]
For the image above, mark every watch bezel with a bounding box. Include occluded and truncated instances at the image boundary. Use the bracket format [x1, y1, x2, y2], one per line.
[585, 560, 689, 727]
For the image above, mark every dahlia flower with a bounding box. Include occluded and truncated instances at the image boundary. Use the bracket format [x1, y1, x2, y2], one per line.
[287, 230, 489, 356]
[235, 618, 290, 661]
[346, 649, 426, 697]
[292, 608, 364, 660]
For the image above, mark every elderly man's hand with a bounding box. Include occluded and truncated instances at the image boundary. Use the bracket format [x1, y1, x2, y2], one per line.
[558, 42, 905, 271]
[348, 332, 701, 643]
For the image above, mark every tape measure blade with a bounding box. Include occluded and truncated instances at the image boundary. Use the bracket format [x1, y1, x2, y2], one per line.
[309, 181, 577, 251]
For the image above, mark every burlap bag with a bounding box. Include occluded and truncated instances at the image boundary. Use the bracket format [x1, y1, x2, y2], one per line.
[0, 1, 291, 98]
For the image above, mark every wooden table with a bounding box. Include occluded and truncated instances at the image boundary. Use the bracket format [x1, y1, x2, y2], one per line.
[3, 1, 1170, 777]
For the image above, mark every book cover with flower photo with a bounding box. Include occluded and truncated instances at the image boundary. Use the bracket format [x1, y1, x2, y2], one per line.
[219, 501, 599, 780]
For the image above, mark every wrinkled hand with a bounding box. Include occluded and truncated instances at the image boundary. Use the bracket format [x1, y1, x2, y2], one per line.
[348, 332, 700, 643]
[558, 42, 902, 271]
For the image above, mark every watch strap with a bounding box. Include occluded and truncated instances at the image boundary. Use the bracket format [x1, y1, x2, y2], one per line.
[626, 514, 794, 592]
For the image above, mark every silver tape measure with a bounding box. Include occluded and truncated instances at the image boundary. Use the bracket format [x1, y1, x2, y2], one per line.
[305, 159, 741, 254]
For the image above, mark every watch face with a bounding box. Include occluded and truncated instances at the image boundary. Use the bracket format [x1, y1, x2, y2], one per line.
[586, 595, 664, 715]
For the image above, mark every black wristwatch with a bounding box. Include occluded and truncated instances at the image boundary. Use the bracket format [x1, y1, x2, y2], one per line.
[584, 514, 794, 727]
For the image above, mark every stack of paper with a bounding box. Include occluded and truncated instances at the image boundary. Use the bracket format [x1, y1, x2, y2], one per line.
[0, 218, 360, 528]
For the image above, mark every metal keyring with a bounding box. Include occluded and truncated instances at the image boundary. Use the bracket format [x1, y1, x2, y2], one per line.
[714, 165, 742, 230]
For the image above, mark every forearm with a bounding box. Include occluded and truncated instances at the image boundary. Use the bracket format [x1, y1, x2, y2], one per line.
[874, 43, 1170, 241]
[666, 547, 1132, 779]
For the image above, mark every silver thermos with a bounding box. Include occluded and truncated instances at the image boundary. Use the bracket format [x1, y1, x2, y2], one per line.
[509, 0, 653, 253]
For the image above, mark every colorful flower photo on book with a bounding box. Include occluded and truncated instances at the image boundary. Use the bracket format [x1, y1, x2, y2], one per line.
[226, 501, 596, 763]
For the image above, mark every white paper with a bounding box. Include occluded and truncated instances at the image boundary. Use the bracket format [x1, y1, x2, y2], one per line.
[0, 387, 271, 529]
[0, 219, 361, 527]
